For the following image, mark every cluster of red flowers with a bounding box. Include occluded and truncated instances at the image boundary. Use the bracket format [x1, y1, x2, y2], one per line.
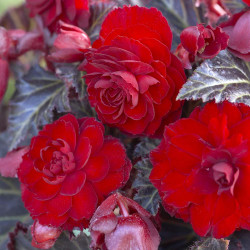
[0, 0, 250, 249]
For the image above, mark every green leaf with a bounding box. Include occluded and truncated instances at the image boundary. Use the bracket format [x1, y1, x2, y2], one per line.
[177, 50, 250, 105]
[133, 138, 160, 159]
[191, 238, 229, 250]
[132, 158, 160, 215]
[146, 0, 205, 49]
[6, 65, 71, 151]
[0, 177, 30, 250]
[159, 212, 197, 250]
[224, 0, 246, 14]
[87, 1, 117, 42]
[229, 230, 250, 250]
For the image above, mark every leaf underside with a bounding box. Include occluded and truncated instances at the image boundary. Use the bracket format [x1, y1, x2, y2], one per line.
[6, 65, 71, 151]
[177, 50, 250, 105]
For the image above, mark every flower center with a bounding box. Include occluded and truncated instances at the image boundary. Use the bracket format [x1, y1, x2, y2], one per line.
[41, 139, 76, 184]
[211, 162, 239, 195]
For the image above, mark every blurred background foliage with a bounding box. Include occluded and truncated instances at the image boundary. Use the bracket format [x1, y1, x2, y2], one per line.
[0, 0, 24, 103]
[0, 0, 24, 16]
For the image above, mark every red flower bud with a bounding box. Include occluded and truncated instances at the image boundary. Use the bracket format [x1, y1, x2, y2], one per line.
[180, 24, 229, 60]
[174, 44, 192, 69]
[195, 0, 229, 25]
[0, 59, 9, 103]
[31, 220, 62, 249]
[48, 21, 90, 63]
[221, 9, 250, 61]
[89, 193, 160, 250]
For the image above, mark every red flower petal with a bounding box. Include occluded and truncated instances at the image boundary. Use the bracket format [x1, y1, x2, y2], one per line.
[93, 172, 124, 196]
[38, 212, 68, 228]
[99, 137, 126, 172]
[22, 186, 47, 216]
[31, 179, 61, 201]
[140, 38, 171, 65]
[84, 155, 110, 182]
[80, 125, 104, 154]
[60, 170, 86, 196]
[111, 36, 153, 64]
[124, 95, 147, 120]
[74, 137, 91, 170]
[0, 147, 28, 178]
[98, 6, 172, 49]
[70, 182, 98, 220]
[47, 194, 72, 216]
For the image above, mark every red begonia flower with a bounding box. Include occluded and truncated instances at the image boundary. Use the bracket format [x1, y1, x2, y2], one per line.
[26, 0, 90, 32]
[89, 193, 160, 250]
[221, 9, 250, 61]
[31, 220, 62, 249]
[18, 114, 132, 230]
[80, 6, 186, 137]
[150, 101, 250, 238]
[180, 24, 229, 60]
[48, 21, 90, 63]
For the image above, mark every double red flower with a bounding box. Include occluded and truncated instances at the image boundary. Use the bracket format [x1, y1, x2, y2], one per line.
[18, 114, 131, 230]
[150, 101, 250, 238]
[81, 6, 186, 137]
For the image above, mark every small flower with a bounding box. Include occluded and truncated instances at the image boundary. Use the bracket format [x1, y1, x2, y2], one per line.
[26, 0, 90, 32]
[150, 101, 250, 238]
[80, 6, 186, 137]
[31, 220, 62, 249]
[221, 9, 250, 61]
[89, 193, 160, 250]
[48, 21, 91, 63]
[180, 24, 229, 60]
[18, 114, 132, 230]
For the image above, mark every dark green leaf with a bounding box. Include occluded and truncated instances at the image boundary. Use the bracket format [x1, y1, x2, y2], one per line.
[191, 238, 229, 250]
[229, 230, 250, 250]
[132, 158, 160, 215]
[87, 1, 117, 42]
[0, 177, 30, 250]
[133, 138, 159, 159]
[224, 0, 246, 14]
[177, 50, 250, 105]
[159, 211, 198, 250]
[13, 230, 91, 250]
[146, 0, 205, 49]
[6, 65, 71, 150]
